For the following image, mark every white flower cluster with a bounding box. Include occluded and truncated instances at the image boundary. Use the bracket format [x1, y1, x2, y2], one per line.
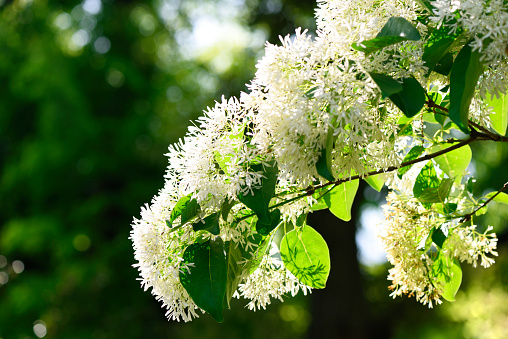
[131, 0, 507, 321]
[431, 0, 508, 96]
[379, 188, 498, 307]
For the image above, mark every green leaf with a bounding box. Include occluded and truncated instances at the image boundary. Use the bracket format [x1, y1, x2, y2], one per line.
[431, 228, 447, 248]
[221, 199, 237, 222]
[328, 180, 359, 221]
[256, 208, 281, 236]
[414, 0, 433, 12]
[449, 43, 484, 134]
[316, 116, 338, 182]
[364, 173, 385, 192]
[429, 252, 462, 302]
[238, 161, 278, 225]
[418, 178, 453, 203]
[389, 77, 426, 118]
[247, 235, 269, 274]
[413, 161, 440, 200]
[485, 92, 508, 136]
[170, 195, 199, 224]
[485, 191, 508, 205]
[353, 17, 421, 54]
[214, 128, 244, 175]
[369, 72, 403, 99]
[224, 241, 243, 309]
[310, 186, 334, 211]
[193, 212, 220, 235]
[423, 37, 455, 75]
[398, 145, 425, 178]
[431, 144, 472, 179]
[180, 238, 227, 322]
[433, 52, 454, 76]
[280, 225, 331, 289]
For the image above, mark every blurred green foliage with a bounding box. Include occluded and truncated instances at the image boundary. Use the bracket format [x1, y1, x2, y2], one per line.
[0, 0, 507, 338]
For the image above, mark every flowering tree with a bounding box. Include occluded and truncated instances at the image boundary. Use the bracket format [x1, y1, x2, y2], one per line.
[131, 0, 508, 322]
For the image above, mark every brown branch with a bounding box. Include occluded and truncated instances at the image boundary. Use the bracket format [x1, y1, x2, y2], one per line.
[460, 182, 508, 223]
[425, 99, 508, 143]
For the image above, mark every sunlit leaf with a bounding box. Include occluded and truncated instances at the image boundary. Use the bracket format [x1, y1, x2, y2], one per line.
[413, 161, 440, 203]
[280, 225, 331, 289]
[485, 91, 508, 136]
[328, 180, 359, 221]
[364, 173, 385, 192]
[429, 252, 462, 302]
[485, 191, 508, 205]
[431, 144, 472, 179]
[224, 241, 243, 309]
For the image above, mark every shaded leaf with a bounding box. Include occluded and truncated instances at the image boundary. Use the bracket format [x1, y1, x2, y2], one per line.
[353, 17, 421, 54]
[180, 238, 227, 322]
[280, 225, 331, 289]
[238, 161, 278, 225]
[256, 208, 281, 236]
[389, 77, 426, 118]
[193, 212, 220, 235]
[316, 116, 338, 182]
[224, 241, 243, 309]
[369, 72, 403, 99]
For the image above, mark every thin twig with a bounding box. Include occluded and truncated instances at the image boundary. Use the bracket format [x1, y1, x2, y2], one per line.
[460, 182, 508, 223]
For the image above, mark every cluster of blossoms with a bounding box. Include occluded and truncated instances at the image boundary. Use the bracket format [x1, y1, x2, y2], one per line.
[131, 0, 506, 321]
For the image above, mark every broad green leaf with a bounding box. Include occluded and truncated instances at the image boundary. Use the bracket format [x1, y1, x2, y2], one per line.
[238, 161, 278, 225]
[280, 225, 331, 289]
[193, 212, 220, 235]
[328, 180, 359, 221]
[398, 145, 425, 178]
[433, 52, 454, 76]
[389, 77, 426, 118]
[180, 238, 227, 322]
[221, 199, 237, 222]
[224, 241, 243, 309]
[485, 92, 508, 136]
[443, 202, 458, 214]
[316, 117, 337, 181]
[423, 37, 455, 75]
[256, 208, 281, 236]
[353, 17, 421, 54]
[418, 178, 453, 203]
[170, 195, 200, 225]
[485, 191, 508, 205]
[310, 186, 334, 211]
[431, 144, 472, 179]
[413, 161, 440, 200]
[449, 43, 484, 133]
[429, 252, 462, 302]
[364, 173, 385, 192]
[369, 72, 403, 99]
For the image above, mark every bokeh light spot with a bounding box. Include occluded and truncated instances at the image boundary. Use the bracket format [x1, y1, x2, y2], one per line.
[94, 36, 111, 54]
[106, 69, 125, 87]
[12, 260, 24, 274]
[73, 234, 91, 251]
[33, 320, 47, 338]
[0, 272, 8, 285]
[0, 255, 6, 268]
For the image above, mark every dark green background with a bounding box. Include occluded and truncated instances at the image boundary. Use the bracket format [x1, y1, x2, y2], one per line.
[1, 1, 507, 338]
